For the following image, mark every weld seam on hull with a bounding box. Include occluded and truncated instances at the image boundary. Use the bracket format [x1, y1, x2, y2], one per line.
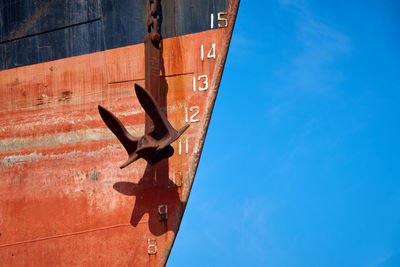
[0, 222, 149, 248]
[107, 72, 194, 85]
[0, 18, 102, 45]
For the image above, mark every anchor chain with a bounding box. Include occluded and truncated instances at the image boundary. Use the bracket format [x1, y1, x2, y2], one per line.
[146, 0, 161, 44]
[97, 0, 190, 167]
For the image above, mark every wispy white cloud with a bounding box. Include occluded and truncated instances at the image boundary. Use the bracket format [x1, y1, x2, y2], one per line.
[265, 101, 293, 127]
[233, 34, 258, 47]
[276, 1, 351, 94]
[279, 0, 307, 10]
[367, 248, 400, 267]
[229, 33, 259, 59]
[280, 117, 318, 173]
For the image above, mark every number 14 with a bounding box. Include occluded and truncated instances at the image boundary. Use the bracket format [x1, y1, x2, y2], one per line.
[201, 44, 216, 61]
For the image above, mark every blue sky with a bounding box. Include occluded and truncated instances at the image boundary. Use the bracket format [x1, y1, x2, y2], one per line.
[168, 1, 400, 266]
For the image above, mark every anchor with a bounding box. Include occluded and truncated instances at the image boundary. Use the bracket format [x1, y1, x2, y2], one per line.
[98, 85, 189, 168]
[98, 0, 189, 168]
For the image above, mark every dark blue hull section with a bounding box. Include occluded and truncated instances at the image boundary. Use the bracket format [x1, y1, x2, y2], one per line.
[0, 0, 228, 71]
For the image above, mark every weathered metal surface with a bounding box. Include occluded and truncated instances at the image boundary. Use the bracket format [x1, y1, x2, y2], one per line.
[144, 0, 162, 133]
[0, 0, 240, 265]
[97, 0, 188, 167]
[0, 0, 230, 71]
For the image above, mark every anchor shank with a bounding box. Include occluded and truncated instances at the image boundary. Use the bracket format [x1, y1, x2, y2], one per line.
[144, 36, 161, 134]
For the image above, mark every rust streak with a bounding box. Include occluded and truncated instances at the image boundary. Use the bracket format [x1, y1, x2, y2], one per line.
[0, 145, 120, 164]
[0, 127, 142, 152]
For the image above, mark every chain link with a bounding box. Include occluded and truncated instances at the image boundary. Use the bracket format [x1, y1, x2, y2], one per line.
[146, 0, 160, 42]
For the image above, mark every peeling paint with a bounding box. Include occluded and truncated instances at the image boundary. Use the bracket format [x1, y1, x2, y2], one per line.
[88, 169, 99, 181]
[0, 151, 47, 163]
[0, 127, 141, 152]
[0, 2, 240, 264]
[0, 145, 120, 164]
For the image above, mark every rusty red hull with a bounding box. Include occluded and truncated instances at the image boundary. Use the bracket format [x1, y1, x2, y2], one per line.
[0, 1, 239, 266]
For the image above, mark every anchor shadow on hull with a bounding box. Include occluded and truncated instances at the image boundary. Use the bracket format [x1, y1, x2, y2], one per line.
[113, 161, 185, 236]
[112, 46, 185, 236]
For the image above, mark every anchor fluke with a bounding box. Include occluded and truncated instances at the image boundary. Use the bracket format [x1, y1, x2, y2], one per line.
[98, 84, 189, 168]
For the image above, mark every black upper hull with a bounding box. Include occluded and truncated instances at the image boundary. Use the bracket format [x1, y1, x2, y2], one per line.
[0, 0, 228, 71]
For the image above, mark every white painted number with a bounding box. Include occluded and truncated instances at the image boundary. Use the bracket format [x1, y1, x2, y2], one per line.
[185, 106, 200, 123]
[193, 75, 209, 92]
[147, 238, 157, 255]
[158, 205, 168, 220]
[207, 43, 216, 59]
[201, 44, 216, 61]
[211, 12, 228, 28]
[178, 139, 189, 155]
[218, 12, 228, 28]
[173, 171, 183, 186]
[198, 75, 208, 91]
[193, 76, 196, 92]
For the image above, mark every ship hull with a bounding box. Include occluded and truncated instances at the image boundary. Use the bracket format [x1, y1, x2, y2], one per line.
[0, 1, 239, 266]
